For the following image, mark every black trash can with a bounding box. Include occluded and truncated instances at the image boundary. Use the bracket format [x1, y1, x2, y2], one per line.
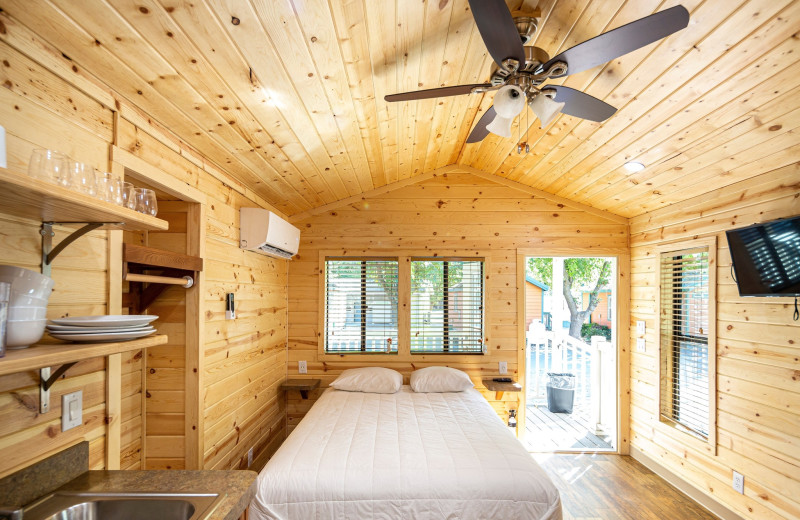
[546, 372, 575, 414]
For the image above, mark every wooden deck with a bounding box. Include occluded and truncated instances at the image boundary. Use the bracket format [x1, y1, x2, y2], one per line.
[523, 404, 613, 452]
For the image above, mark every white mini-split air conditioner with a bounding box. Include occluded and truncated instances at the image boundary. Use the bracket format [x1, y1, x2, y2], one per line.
[239, 208, 300, 260]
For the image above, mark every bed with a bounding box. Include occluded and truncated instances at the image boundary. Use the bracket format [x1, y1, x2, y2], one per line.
[249, 384, 562, 519]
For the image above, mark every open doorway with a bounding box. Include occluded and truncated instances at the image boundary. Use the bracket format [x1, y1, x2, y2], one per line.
[522, 256, 617, 452]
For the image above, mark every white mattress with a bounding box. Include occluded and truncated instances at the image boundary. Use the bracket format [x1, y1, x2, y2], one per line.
[250, 386, 562, 520]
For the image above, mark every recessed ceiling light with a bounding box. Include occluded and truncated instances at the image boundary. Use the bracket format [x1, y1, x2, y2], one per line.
[624, 161, 645, 173]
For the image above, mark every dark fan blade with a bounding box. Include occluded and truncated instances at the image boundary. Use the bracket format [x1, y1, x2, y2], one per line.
[467, 0, 525, 68]
[467, 106, 497, 143]
[385, 84, 490, 102]
[548, 86, 617, 122]
[541, 5, 690, 78]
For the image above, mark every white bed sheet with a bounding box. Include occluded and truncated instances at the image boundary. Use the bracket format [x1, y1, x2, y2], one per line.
[250, 386, 562, 520]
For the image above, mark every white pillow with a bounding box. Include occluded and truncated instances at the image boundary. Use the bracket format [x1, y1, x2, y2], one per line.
[329, 367, 402, 394]
[410, 366, 474, 393]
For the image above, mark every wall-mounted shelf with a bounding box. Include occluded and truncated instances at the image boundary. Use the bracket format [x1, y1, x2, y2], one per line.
[482, 379, 522, 400]
[0, 335, 168, 377]
[281, 379, 320, 399]
[0, 168, 168, 231]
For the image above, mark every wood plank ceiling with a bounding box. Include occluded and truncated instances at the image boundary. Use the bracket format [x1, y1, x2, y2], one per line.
[3, 0, 798, 217]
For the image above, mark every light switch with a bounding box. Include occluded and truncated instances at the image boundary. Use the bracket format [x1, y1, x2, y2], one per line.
[62, 390, 82, 431]
[636, 320, 646, 335]
[636, 338, 646, 353]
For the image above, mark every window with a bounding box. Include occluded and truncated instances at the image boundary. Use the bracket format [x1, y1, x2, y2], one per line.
[324, 259, 398, 353]
[658, 244, 715, 441]
[410, 259, 484, 353]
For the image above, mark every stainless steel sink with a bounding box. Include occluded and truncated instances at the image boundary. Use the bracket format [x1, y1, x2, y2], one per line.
[22, 492, 222, 520]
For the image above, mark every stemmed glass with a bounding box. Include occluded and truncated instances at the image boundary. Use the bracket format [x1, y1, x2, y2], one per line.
[135, 188, 158, 217]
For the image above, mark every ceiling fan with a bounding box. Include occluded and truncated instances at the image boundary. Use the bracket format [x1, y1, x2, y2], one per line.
[384, 1, 690, 144]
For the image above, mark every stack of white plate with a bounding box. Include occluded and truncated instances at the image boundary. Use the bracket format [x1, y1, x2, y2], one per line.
[46, 315, 158, 343]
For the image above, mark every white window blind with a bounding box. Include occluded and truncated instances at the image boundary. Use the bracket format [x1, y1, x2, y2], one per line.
[410, 259, 484, 353]
[659, 247, 710, 438]
[325, 259, 398, 353]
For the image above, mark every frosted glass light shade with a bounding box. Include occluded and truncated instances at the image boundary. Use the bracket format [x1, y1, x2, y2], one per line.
[530, 93, 565, 128]
[486, 115, 515, 138]
[487, 85, 526, 138]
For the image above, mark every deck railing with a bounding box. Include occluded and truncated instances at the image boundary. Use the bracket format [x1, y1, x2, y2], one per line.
[526, 321, 615, 431]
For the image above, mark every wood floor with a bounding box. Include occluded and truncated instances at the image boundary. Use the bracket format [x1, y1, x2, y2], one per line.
[524, 405, 613, 452]
[534, 453, 720, 520]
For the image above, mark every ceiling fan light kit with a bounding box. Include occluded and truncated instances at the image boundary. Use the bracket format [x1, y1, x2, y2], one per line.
[529, 92, 566, 129]
[486, 85, 526, 137]
[384, 0, 690, 148]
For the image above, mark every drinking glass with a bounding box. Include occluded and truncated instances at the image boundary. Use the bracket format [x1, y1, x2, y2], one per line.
[135, 188, 158, 217]
[121, 182, 136, 210]
[69, 161, 97, 196]
[28, 149, 69, 185]
[98, 172, 123, 204]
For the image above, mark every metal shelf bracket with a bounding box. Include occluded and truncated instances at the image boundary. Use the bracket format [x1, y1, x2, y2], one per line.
[40, 222, 123, 277]
[39, 362, 77, 413]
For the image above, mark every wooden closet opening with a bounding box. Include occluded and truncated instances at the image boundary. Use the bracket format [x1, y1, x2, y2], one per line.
[115, 163, 205, 471]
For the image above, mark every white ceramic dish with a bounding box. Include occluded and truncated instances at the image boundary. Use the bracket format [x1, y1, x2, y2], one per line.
[48, 329, 156, 343]
[8, 306, 48, 321]
[6, 319, 47, 348]
[0, 265, 54, 297]
[9, 294, 49, 308]
[45, 323, 153, 332]
[48, 315, 158, 328]
[47, 326, 155, 335]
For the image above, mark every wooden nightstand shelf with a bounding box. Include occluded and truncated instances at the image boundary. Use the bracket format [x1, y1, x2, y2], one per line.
[483, 379, 522, 400]
[281, 379, 321, 399]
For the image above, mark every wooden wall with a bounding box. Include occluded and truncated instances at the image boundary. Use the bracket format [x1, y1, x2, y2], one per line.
[0, 33, 114, 477]
[0, 16, 287, 476]
[114, 120, 288, 471]
[629, 163, 800, 520]
[288, 169, 629, 430]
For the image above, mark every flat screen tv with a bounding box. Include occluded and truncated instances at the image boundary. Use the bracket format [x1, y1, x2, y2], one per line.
[726, 215, 800, 297]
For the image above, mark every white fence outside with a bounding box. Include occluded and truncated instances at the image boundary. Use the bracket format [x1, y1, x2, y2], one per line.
[526, 321, 615, 431]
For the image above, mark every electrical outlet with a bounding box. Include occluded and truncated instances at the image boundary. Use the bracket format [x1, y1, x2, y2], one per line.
[636, 320, 646, 335]
[247, 447, 254, 468]
[636, 338, 646, 353]
[62, 390, 82, 432]
[499, 361, 507, 375]
[733, 471, 744, 494]
[298, 360, 307, 374]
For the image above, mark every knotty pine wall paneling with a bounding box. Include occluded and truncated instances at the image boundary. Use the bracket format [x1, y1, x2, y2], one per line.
[0, 36, 113, 477]
[0, 19, 288, 475]
[628, 164, 800, 520]
[114, 119, 288, 471]
[288, 170, 629, 431]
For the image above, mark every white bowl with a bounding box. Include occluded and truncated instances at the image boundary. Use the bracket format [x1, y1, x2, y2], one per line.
[0, 265, 54, 299]
[6, 319, 47, 348]
[8, 306, 48, 321]
[9, 294, 49, 308]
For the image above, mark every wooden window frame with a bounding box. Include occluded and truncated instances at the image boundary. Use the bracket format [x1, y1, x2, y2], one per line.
[317, 250, 491, 361]
[655, 237, 717, 455]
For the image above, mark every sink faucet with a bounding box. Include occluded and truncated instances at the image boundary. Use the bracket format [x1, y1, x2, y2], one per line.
[0, 506, 22, 520]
